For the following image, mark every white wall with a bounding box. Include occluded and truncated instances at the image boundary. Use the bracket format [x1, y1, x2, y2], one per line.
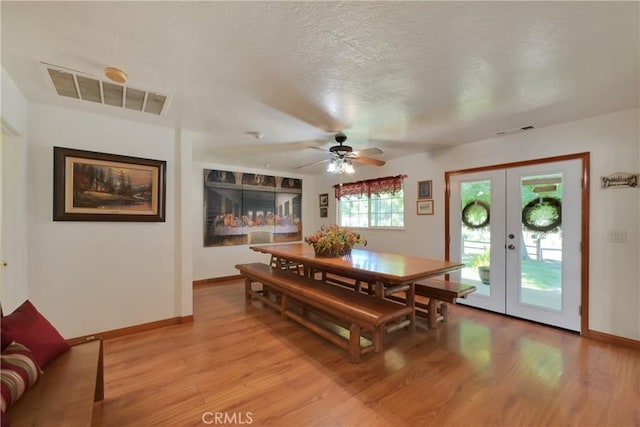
[26, 104, 190, 338]
[311, 108, 640, 340]
[0, 68, 29, 312]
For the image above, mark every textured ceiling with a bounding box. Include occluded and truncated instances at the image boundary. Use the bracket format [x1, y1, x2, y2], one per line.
[1, 1, 638, 174]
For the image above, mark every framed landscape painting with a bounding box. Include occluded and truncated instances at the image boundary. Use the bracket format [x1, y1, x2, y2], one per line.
[53, 147, 166, 221]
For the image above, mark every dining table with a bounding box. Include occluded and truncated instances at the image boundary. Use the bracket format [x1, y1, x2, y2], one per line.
[249, 242, 465, 300]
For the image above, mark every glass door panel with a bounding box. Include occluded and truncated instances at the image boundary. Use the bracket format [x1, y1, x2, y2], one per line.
[460, 180, 492, 298]
[517, 173, 563, 310]
[449, 170, 506, 313]
[505, 161, 582, 331]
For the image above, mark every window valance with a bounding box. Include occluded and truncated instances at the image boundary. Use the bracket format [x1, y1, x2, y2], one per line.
[333, 175, 406, 200]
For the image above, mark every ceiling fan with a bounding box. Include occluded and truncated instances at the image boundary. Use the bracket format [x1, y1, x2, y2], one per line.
[295, 132, 385, 173]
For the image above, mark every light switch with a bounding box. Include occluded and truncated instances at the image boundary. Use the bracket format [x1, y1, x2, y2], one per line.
[608, 231, 627, 243]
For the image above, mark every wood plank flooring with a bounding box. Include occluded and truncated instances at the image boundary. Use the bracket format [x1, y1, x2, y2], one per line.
[92, 281, 639, 426]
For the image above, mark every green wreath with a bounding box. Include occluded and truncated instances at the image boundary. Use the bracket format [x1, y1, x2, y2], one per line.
[521, 197, 562, 232]
[461, 200, 490, 229]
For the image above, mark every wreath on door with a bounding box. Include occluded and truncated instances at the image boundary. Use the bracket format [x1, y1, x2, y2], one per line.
[461, 200, 490, 229]
[521, 197, 562, 232]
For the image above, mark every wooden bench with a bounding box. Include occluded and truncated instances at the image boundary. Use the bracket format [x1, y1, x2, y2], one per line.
[414, 278, 476, 328]
[236, 262, 414, 363]
[7, 339, 104, 426]
[386, 278, 476, 328]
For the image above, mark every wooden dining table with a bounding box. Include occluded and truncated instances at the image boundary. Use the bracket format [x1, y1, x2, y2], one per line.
[249, 243, 465, 300]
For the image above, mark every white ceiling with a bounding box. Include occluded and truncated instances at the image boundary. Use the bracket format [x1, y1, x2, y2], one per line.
[2, 1, 638, 174]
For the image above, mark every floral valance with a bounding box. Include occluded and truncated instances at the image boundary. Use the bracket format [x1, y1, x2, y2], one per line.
[333, 175, 406, 200]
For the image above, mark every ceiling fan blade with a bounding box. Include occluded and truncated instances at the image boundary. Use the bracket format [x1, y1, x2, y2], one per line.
[295, 158, 331, 170]
[311, 146, 331, 153]
[261, 92, 347, 133]
[216, 139, 325, 154]
[352, 156, 386, 167]
[352, 147, 383, 157]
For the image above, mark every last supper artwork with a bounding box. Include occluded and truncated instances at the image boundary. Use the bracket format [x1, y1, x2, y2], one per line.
[203, 169, 302, 246]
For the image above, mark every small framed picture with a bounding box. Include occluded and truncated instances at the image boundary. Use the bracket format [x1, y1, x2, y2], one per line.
[417, 199, 434, 215]
[417, 180, 432, 199]
[320, 207, 328, 218]
[319, 193, 329, 207]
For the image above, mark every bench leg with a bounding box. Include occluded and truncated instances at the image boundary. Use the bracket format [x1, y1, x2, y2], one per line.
[373, 325, 384, 352]
[428, 298, 438, 329]
[440, 302, 449, 322]
[244, 278, 252, 301]
[280, 294, 288, 318]
[348, 323, 362, 363]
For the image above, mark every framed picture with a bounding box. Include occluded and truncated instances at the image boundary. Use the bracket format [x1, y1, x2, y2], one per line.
[417, 199, 434, 215]
[53, 146, 166, 222]
[320, 207, 328, 218]
[319, 193, 329, 207]
[417, 180, 432, 199]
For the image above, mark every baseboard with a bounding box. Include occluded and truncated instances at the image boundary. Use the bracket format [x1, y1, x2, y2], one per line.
[67, 316, 192, 346]
[193, 275, 242, 287]
[587, 329, 640, 350]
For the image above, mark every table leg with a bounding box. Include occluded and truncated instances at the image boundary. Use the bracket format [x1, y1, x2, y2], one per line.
[406, 282, 416, 331]
[374, 280, 384, 299]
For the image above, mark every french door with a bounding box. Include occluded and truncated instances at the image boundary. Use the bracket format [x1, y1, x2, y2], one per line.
[448, 158, 584, 332]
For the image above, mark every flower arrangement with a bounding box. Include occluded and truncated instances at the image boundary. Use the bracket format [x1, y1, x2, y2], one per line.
[304, 224, 366, 257]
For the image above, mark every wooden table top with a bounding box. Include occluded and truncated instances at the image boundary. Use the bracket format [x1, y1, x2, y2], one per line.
[250, 243, 464, 284]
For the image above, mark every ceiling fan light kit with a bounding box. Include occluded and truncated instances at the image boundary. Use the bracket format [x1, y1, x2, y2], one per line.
[327, 158, 355, 174]
[296, 132, 384, 174]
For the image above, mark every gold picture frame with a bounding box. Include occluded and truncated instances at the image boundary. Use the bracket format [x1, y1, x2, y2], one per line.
[417, 199, 434, 215]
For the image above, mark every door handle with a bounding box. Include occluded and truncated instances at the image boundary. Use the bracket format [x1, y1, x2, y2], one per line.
[507, 244, 516, 250]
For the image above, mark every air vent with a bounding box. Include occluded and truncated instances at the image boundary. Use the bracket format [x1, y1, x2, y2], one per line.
[43, 63, 169, 116]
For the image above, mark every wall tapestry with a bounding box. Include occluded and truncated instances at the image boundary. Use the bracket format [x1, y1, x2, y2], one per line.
[203, 169, 302, 246]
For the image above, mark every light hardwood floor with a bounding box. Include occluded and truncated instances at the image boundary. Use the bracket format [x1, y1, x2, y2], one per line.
[92, 281, 639, 426]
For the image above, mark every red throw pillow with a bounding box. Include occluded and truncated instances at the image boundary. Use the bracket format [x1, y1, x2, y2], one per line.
[1, 342, 42, 413]
[0, 301, 70, 368]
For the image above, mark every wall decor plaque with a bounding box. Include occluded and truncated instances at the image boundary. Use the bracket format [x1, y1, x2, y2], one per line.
[600, 172, 639, 189]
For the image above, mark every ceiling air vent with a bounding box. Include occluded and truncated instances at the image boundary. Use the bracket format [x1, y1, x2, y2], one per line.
[43, 63, 169, 116]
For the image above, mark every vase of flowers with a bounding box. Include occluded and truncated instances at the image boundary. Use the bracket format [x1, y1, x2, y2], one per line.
[304, 224, 366, 257]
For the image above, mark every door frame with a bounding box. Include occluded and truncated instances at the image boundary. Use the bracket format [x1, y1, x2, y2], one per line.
[444, 152, 590, 335]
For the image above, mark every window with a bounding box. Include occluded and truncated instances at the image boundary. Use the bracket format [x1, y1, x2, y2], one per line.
[336, 175, 405, 229]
